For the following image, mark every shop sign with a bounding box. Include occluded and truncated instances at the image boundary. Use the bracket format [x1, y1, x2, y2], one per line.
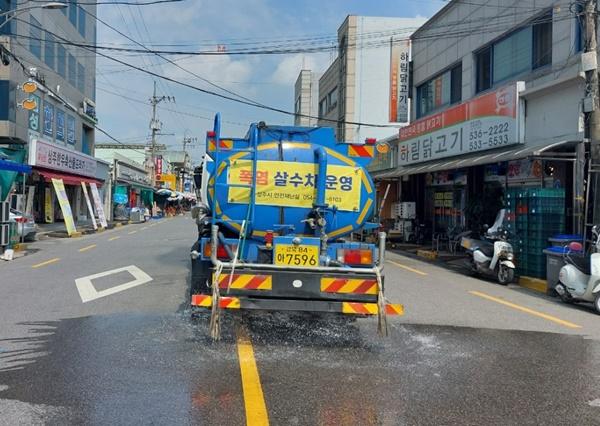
[90, 183, 108, 228]
[157, 173, 176, 190]
[113, 192, 128, 204]
[43, 103, 54, 138]
[56, 109, 65, 142]
[428, 170, 467, 186]
[228, 160, 362, 212]
[28, 94, 41, 132]
[29, 138, 97, 177]
[398, 83, 524, 165]
[117, 162, 149, 185]
[51, 178, 77, 236]
[507, 159, 542, 182]
[484, 163, 507, 182]
[389, 39, 410, 124]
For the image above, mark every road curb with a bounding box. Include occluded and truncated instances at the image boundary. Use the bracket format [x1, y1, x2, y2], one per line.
[518, 276, 547, 293]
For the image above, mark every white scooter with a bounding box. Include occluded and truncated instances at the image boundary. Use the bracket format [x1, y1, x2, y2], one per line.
[556, 226, 600, 314]
[460, 209, 516, 285]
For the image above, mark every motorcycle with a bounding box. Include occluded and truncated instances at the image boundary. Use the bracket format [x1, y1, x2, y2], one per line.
[555, 226, 600, 314]
[460, 209, 516, 285]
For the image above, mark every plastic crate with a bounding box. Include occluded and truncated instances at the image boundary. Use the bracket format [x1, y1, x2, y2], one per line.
[528, 198, 564, 215]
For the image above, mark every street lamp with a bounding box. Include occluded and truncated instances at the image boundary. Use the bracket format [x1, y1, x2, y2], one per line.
[0, 2, 67, 30]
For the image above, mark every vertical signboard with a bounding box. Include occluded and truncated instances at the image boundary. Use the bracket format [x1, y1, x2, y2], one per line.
[44, 187, 54, 223]
[28, 94, 41, 132]
[25, 186, 35, 217]
[90, 182, 108, 228]
[389, 39, 410, 123]
[81, 182, 97, 230]
[43, 102, 54, 138]
[155, 155, 163, 175]
[56, 109, 65, 142]
[51, 178, 77, 235]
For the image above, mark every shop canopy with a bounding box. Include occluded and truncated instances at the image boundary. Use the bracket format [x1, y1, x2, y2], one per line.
[372, 140, 579, 180]
[38, 170, 102, 186]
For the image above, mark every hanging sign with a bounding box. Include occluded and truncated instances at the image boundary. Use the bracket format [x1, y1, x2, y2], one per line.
[81, 182, 97, 230]
[90, 183, 108, 228]
[51, 178, 77, 236]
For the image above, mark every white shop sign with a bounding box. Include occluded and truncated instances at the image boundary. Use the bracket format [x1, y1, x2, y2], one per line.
[398, 83, 525, 165]
[29, 138, 97, 177]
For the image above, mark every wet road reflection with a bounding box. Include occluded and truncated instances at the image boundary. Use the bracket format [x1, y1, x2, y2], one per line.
[0, 311, 599, 425]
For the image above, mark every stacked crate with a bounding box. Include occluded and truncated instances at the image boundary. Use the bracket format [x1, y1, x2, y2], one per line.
[506, 189, 530, 277]
[525, 188, 565, 278]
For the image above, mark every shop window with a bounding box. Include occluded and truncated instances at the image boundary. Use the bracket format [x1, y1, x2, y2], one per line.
[68, 53, 76, 87]
[328, 87, 338, 111]
[319, 97, 328, 118]
[416, 63, 462, 118]
[77, 62, 85, 93]
[0, 0, 12, 35]
[57, 45, 66, 78]
[69, 1, 77, 27]
[476, 11, 552, 93]
[78, 6, 86, 37]
[30, 16, 42, 59]
[44, 32, 55, 70]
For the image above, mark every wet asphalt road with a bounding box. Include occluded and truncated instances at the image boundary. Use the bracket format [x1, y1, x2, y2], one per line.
[1, 216, 600, 425]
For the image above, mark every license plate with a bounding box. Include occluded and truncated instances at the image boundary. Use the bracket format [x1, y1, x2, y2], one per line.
[274, 244, 319, 266]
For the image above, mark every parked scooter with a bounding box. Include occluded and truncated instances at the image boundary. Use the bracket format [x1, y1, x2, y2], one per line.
[555, 226, 600, 314]
[460, 209, 516, 285]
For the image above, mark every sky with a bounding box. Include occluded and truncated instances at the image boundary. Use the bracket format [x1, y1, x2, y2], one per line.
[96, 0, 445, 165]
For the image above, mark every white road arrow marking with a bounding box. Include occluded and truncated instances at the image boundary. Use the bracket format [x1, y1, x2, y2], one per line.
[589, 399, 600, 408]
[75, 265, 153, 303]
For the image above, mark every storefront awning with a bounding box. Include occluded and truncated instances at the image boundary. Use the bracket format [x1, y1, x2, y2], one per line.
[116, 178, 154, 191]
[0, 159, 31, 173]
[373, 140, 580, 180]
[38, 170, 102, 186]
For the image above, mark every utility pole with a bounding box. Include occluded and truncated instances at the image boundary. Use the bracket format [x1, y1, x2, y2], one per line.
[148, 81, 174, 187]
[181, 135, 196, 192]
[583, 0, 600, 240]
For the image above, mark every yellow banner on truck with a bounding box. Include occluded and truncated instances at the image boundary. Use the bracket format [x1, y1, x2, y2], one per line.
[228, 160, 362, 211]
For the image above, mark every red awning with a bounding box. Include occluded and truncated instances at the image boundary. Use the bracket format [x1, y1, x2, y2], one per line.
[38, 170, 102, 186]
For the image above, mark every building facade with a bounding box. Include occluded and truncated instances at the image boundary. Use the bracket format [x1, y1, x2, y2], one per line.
[373, 0, 587, 279]
[294, 69, 321, 127]
[317, 15, 427, 143]
[0, 2, 100, 225]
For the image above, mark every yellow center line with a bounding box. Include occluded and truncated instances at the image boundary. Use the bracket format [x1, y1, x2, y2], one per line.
[236, 325, 269, 426]
[31, 258, 60, 268]
[387, 260, 428, 276]
[469, 290, 582, 329]
[108, 236, 121, 241]
[128, 230, 137, 235]
[78, 244, 96, 252]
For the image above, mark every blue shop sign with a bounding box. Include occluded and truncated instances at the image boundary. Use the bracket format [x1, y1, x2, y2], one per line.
[43, 102, 54, 138]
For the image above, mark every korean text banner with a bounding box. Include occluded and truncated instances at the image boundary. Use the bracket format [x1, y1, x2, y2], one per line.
[51, 178, 77, 236]
[397, 83, 521, 165]
[228, 160, 362, 211]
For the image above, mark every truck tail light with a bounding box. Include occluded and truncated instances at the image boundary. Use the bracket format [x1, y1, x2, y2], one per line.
[207, 130, 216, 138]
[265, 230, 273, 248]
[203, 243, 237, 260]
[365, 138, 377, 145]
[337, 249, 373, 266]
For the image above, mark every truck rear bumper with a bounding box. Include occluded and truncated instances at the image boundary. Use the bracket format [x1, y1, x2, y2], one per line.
[191, 294, 404, 316]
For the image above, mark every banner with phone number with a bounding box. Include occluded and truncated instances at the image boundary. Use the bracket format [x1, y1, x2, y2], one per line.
[228, 160, 362, 211]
